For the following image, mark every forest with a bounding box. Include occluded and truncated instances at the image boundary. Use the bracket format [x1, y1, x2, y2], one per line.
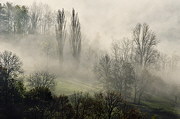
[0, 1, 180, 119]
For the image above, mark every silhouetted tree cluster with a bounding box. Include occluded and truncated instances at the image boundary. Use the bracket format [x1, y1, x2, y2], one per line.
[69, 91, 145, 119]
[0, 61, 25, 119]
[69, 9, 82, 66]
[0, 2, 54, 35]
[55, 9, 82, 68]
[0, 2, 82, 68]
[95, 23, 160, 104]
[56, 9, 66, 67]
[0, 50, 145, 119]
[0, 2, 29, 34]
[0, 69, 145, 119]
[0, 50, 23, 78]
[27, 70, 56, 90]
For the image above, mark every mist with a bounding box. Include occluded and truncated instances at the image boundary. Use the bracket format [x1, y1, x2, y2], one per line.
[0, 0, 180, 119]
[1, 0, 180, 52]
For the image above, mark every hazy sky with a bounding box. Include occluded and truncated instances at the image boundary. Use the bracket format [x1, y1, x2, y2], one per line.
[1, 0, 180, 55]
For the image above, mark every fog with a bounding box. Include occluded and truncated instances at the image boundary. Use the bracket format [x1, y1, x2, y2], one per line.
[0, 0, 180, 118]
[1, 0, 180, 54]
[1, 0, 179, 84]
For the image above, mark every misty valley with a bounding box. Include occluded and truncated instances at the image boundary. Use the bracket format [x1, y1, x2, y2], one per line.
[0, 1, 180, 119]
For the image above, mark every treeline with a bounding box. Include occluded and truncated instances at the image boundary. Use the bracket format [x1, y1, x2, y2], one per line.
[0, 2, 82, 67]
[0, 2, 54, 34]
[0, 51, 145, 119]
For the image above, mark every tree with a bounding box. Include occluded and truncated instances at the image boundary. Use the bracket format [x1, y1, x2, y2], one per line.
[0, 65, 25, 119]
[24, 87, 53, 119]
[133, 69, 152, 104]
[92, 93, 105, 119]
[121, 62, 135, 100]
[104, 91, 123, 119]
[14, 5, 29, 34]
[111, 39, 135, 99]
[41, 39, 55, 68]
[27, 71, 56, 90]
[52, 95, 74, 119]
[69, 92, 83, 119]
[0, 65, 24, 104]
[0, 2, 14, 33]
[29, 2, 42, 34]
[0, 3, 5, 33]
[70, 92, 95, 119]
[69, 9, 82, 67]
[169, 54, 180, 71]
[111, 40, 123, 93]
[112, 39, 134, 63]
[95, 40, 135, 100]
[94, 91, 135, 119]
[56, 9, 66, 67]
[41, 4, 54, 34]
[0, 50, 23, 78]
[133, 23, 159, 104]
[94, 54, 112, 90]
[154, 53, 169, 71]
[0, 3, 29, 34]
[133, 23, 159, 68]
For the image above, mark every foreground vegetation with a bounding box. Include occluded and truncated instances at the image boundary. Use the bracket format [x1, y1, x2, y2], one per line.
[0, 66, 146, 119]
[0, 66, 179, 119]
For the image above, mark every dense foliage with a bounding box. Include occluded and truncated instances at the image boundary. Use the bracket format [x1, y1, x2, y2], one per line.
[0, 65, 146, 119]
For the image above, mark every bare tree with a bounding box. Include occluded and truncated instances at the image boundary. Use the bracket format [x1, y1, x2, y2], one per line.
[14, 5, 29, 34]
[94, 54, 112, 90]
[104, 91, 123, 119]
[0, 2, 15, 33]
[154, 53, 168, 71]
[95, 43, 135, 100]
[29, 2, 42, 34]
[50, 95, 74, 119]
[0, 50, 23, 78]
[121, 39, 135, 63]
[133, 68, 151, 104]
[55, 9, 66, 67]
[41, 4, 54, 34]
[27, 71, 56, 90]
[69, 92, 83, 119]
[169, 54, 180, 71]
[133, 23, 159, 68]
[110, 40, 124, 94]
[69, 9, 81, 66]
[41, 39, 54, 68]
[109, 40, 135, 99]
[132, 23, 159, 104]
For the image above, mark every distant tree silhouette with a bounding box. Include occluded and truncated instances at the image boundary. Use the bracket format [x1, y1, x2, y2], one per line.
[29, 2, 42, 34]
[24, 87, 53, 119]
[69, 9, 82, 67]
[0, 65, 25, 119]
[56, 9, 66, 67]
[52, 95, 74, 119]
[133, 23, 159, 68]
[27, 71, 56, 90]
[0, 50, 23, 78]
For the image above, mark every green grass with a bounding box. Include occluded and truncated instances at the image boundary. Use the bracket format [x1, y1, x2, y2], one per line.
[54, 78, 102, 95]
[142, 95, 180, 115]
[54, 78, 180, 118]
